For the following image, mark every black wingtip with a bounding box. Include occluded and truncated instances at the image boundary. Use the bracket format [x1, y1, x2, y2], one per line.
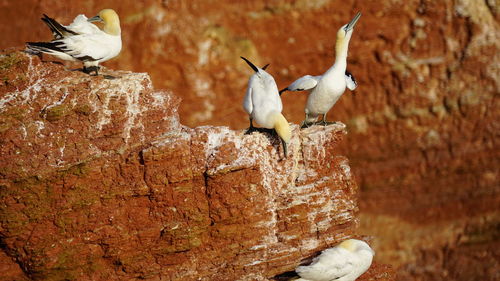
[279, 88, 288, 96]
[26, 41, 65, 53]
[262, 63, 270, 70]
[240, 56, 259, 73]
[345, 70, 357, 84]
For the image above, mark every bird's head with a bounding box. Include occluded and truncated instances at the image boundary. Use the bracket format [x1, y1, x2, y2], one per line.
[337, 12, 361, 41]
[339, 239, 374, 256]
[88, 9, 121, 35]
[271, 112, 291, 158]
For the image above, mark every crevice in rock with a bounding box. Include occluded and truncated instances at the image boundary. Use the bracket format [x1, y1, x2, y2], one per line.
[203, 170, 215, 227]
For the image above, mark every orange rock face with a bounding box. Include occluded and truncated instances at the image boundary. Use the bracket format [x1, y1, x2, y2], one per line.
[0, 52, 393, 280]
[0, 0, 498, 280]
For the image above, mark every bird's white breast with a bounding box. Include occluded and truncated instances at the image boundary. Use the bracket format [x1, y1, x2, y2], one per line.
[99, 34, 122, 62]
[306, 72, 346, 115]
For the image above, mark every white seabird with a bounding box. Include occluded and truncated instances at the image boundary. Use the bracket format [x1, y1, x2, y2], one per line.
[241, 56, 291, 158]
[27, 9, 122, 76]
[280, 12, 361, 127]
[295, 239, 374, 281]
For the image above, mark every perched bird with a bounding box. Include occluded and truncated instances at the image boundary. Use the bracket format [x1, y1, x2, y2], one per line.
[295, 239, 374, 281]
[280, 12, 361, 128]
[27, 9, 122, 76]
[241, 56, 291, 158]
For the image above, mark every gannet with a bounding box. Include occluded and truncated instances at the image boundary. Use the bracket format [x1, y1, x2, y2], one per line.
[27, 9, 122, 76]
[280, 12, 361, 128]
[241, 56, 291, 158]
[295, 239, 374, 281]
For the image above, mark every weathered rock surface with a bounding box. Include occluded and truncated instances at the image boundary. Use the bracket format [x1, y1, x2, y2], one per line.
[0, 52, 393, 280]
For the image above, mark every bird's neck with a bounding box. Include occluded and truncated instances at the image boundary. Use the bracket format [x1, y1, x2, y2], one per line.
[332, 37, 349, 70]
[104, 21, 121, 36]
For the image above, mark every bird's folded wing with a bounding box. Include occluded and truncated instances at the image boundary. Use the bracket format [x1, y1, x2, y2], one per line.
[67, 15, 101, 35]
[286, 75, 320, 91]
[345, 71, 357, 90]
[41, 14, 79, 39]
[59, 34, 114, 61]
[243, 87, 253, 115]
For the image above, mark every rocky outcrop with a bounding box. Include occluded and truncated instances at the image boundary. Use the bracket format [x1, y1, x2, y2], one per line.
[0, 52, 393, 280]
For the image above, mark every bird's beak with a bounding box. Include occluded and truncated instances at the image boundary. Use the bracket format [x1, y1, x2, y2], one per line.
[87, 15, 103, 22]
[344, 12, 361, 31]
[240, 56, 259, 72]
[282, 139, 287, 158]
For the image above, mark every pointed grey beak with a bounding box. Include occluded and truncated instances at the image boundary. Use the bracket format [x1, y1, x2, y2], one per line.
[87, 15, 102, 22]
[344, 12, 361, 31]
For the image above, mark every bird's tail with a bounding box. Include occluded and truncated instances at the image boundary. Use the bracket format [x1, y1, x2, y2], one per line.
[272, 112, 291, 157]
[26, 41, 65, 54]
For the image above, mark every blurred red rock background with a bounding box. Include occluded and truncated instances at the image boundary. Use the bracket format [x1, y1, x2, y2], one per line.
[0, 0, 498, 280]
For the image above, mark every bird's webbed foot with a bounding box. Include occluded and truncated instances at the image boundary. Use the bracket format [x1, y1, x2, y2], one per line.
[245, 126, 258, 135]
[245, 126, 274, 135]
[83, 66, 100, 76]
[300, 120, 313, 129]
[258, 128, 276, 134]
[314, 120, 337, 126]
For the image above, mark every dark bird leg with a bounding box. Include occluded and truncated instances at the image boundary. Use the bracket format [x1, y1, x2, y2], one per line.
[301, 113, 313, 129]
[315, 112, 336, 126]
[245, 118, 257, 134]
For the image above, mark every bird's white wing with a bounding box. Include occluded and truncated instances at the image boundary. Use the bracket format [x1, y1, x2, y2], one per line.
[58, 33, 116, 61]
[67, 15, 101, 35]
[345, 71, 357, 91]
[286, 75, 321, 91]
[243, 84, 253, 115]
[296, 248, 355, 281]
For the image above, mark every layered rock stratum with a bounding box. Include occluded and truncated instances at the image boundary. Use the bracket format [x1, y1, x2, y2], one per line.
[0, 52, 394, 280]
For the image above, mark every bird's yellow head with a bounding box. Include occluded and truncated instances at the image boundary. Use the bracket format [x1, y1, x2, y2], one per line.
[99, 9, 119, 23]
[339, 239, 375, 256]
[335, 12, 361, 56]
[339, 239, 358, 252]
[272, 112, 291, 157]
[88, 9, 121, 36]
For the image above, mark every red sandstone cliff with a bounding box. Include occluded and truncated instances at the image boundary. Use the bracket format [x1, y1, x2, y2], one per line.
[0, 52, 394, 280]
[0, 1, 498, 280]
